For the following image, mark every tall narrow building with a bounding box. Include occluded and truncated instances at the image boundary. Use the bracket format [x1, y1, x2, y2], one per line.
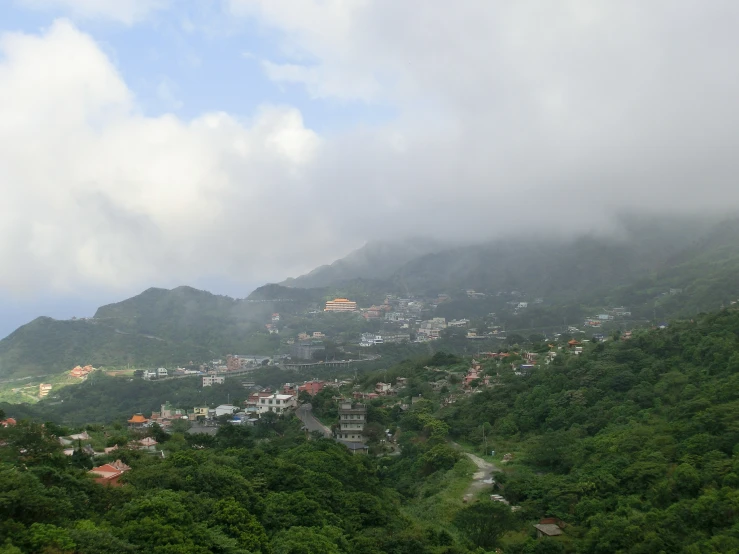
[338, 401, 366, 442]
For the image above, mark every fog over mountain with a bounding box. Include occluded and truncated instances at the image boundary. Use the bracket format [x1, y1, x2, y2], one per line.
[1, 1, 739, 324]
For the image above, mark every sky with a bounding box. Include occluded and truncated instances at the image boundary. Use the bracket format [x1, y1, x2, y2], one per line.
[1, 0, 739, 337]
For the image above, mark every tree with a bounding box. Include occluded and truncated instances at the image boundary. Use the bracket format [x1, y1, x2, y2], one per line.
[271, 526, 342, 554]
[453, 500, 516, 549]
[170, 419, 191, 433]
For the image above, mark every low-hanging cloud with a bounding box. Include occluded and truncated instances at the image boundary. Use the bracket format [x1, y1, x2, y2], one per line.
[3, 2, 739, 297]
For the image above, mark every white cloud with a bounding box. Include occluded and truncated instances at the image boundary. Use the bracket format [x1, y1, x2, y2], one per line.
[15, 0, 169, 24]
[0, 20, 323, 293]
[227, 0, 739, 224]
[5, 3, 739, 298]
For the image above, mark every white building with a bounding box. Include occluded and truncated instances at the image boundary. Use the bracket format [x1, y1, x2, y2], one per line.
[215, 404, 238, 417]
[143, 369, 158, 380]
[157, 368, 168, 378]
[257, 394, 297, 415]
[448, 319, 469, 327]
[202, 375, 225, 387]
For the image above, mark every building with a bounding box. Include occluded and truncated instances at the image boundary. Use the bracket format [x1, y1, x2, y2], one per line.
[360, 333, 384, 347]
[226, 355, 244, 371]
[534, 518, 565, 538]
[142, 369, 158, 380]
[127, 413, 149, 429]
[39, 383, 52, 397]
[157, 368, 168, 378]
[337, 401, 366, 442]
[190, 406, 209, 421]
[88, 460, 131, 487]
[272, 313, 280, 322]
[133, 437, 158, 451]
[448, 319, 469, 327]
[70, 365, 94, 378]
[256, 394, 297, 415]
[298, 381, 326, 396]
[158, 402, 187, 420]
[324, 298, 358, 312]
[202, 375, 225, 387]
[375, 382, 392, 394]
[291, 341, 324, 360]
[215, 404, 239, 417]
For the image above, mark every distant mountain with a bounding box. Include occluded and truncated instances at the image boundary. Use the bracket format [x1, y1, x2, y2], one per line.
[3, 216, 739, 381]
[0, 286, 297, 380]
[0, 316, 213, 379]
[280, 238, 443, 288]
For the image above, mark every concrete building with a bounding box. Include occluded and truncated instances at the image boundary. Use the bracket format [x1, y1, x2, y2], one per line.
[324, 298, 358, 312]
[215, 404, 238, 417]
[202, 375, 225, 387]
[337, 401, 366, 442]
[291, 341, 324, 360]
[256, 393, 297, 415]
[39, 383, 52, 397]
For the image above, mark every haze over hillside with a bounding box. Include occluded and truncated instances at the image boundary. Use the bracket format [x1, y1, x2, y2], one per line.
[2, 216, 739, 382]
[280, 238, 444, 289]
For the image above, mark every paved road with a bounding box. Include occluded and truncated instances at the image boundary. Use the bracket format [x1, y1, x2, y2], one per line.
[296, 404, 332, 438]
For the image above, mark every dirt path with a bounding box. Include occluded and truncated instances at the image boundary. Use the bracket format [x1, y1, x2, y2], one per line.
[451, 443, 500, 501]
[465, 452, 499, 495]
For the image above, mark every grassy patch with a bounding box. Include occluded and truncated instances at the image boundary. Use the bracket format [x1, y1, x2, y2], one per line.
[403, 457, 475, 531]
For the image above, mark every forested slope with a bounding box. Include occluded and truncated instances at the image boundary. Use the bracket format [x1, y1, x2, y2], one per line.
[443, 308, 739, 552]
[0, 417, 452, 553]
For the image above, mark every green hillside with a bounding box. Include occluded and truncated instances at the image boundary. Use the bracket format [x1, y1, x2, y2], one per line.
[0, 317, 213, 378]
[439, 308, 739, 552]
[5, 307, 739, 551]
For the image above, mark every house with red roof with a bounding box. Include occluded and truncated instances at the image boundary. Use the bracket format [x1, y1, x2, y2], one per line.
[88, 459, 131, 486]
[298, 381, 326, 396]
[0, 418, 16, 427]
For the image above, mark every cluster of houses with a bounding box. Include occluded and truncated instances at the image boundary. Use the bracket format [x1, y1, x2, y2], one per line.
[584, 306, 632, 328]
[70, 365, 95, 379]
[60, 430, 160, 459]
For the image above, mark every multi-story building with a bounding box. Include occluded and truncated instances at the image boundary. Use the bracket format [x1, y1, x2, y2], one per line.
[203, 375, 225, 387]
[292, 341, 324, 360]
[324, 298, 357, 312]
[256, 393, 297, 415]
[39, 383, 52, 397]
[337, 401, 366, 442]
[226, 355, 245, 371]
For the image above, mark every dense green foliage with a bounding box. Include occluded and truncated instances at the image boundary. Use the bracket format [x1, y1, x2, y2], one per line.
[442, 308, 739, 552]
[0, 412, 475, 553]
